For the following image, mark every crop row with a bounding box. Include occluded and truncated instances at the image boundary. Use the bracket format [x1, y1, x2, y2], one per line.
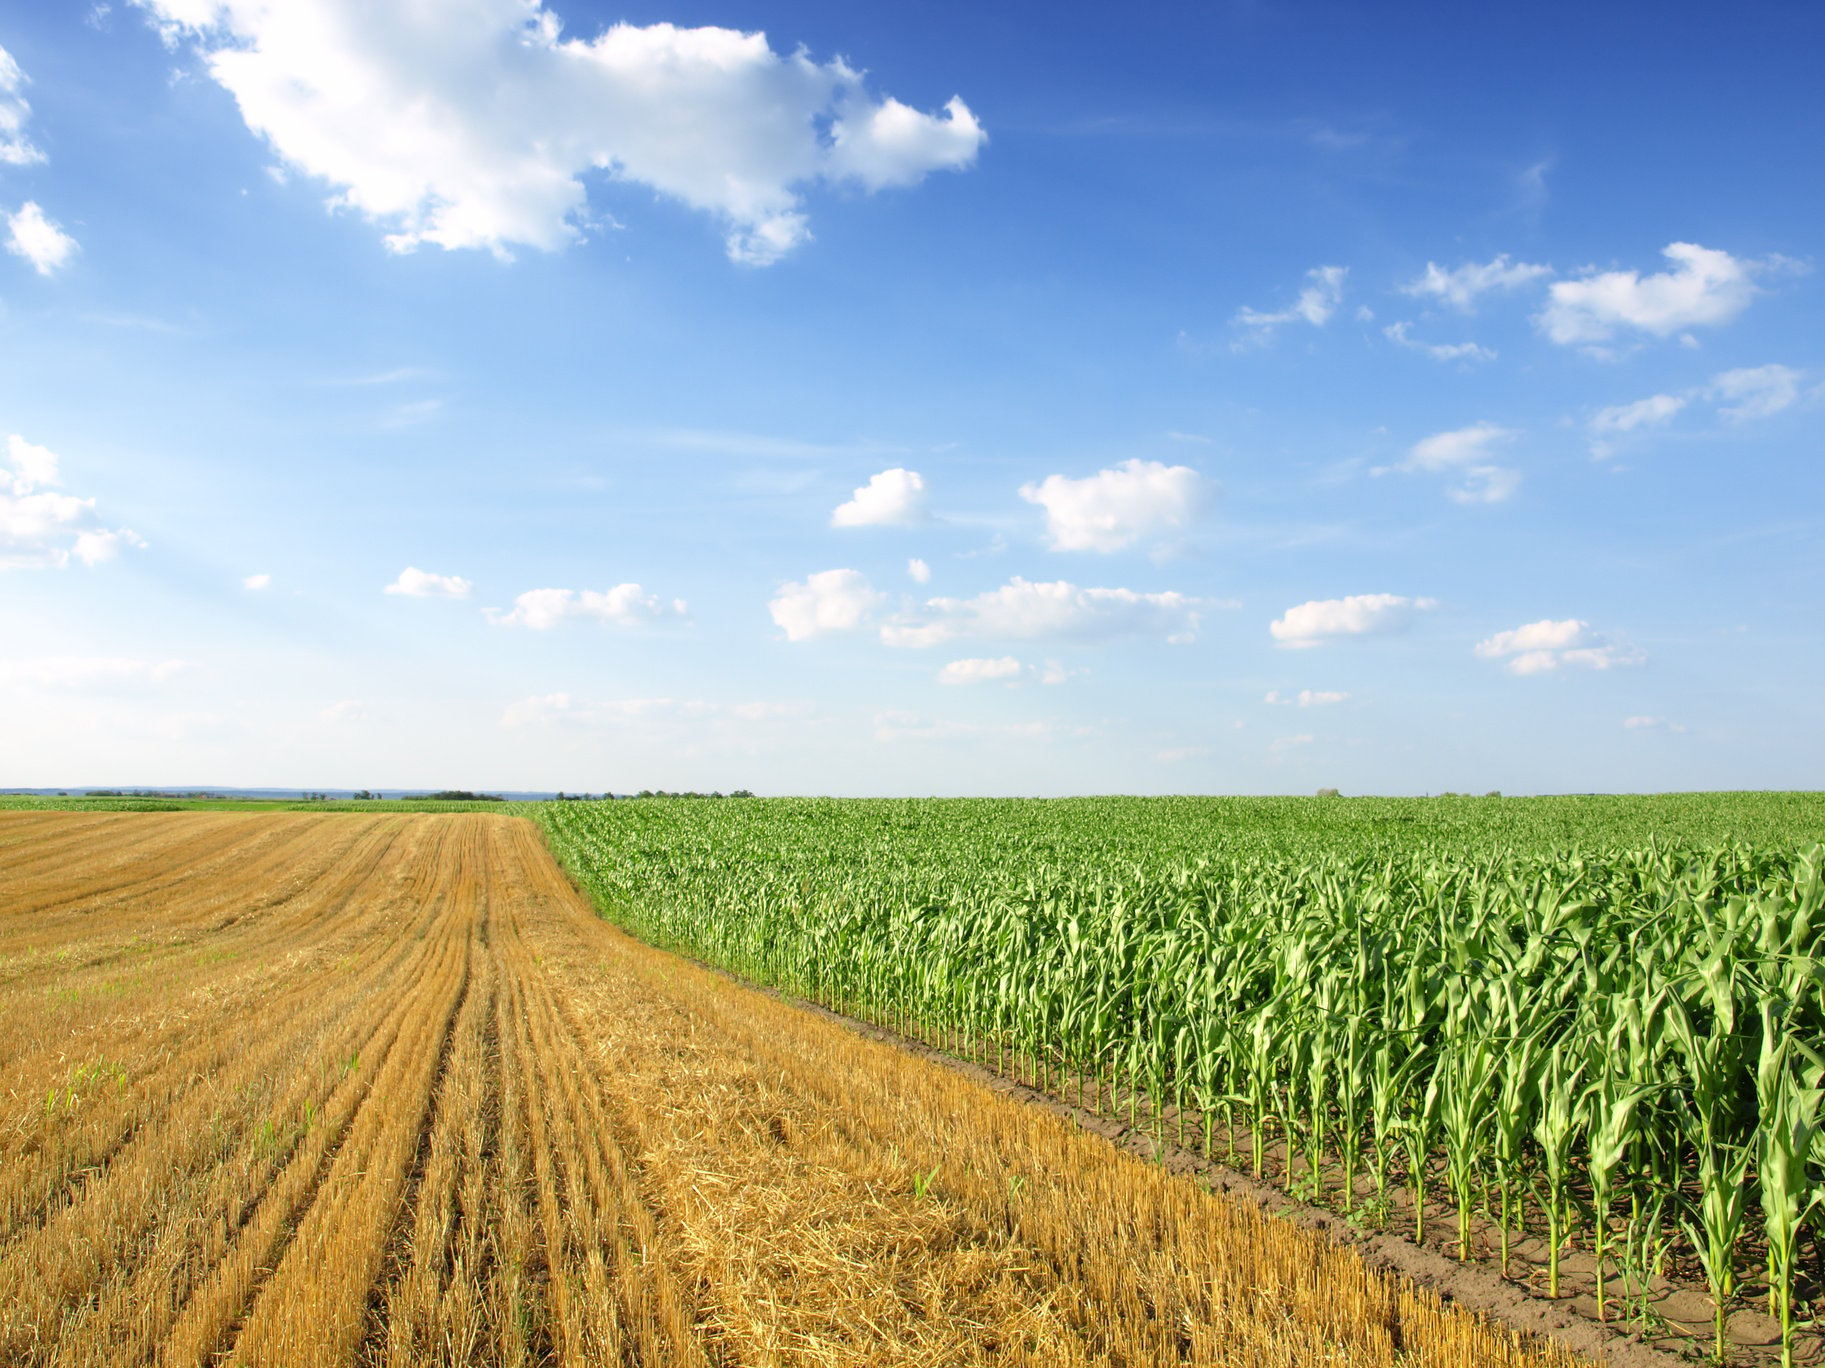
[538, 796, 1825, 1366]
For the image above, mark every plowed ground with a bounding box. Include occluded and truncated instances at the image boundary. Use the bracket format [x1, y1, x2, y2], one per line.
[0, 812, 1581, 1367]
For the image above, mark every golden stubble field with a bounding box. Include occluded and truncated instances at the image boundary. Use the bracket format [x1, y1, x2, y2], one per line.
[0, 811, 1584, 1367]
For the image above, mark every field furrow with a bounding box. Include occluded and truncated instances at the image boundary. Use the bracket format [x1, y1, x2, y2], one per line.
[0, 810, 1583, 1368]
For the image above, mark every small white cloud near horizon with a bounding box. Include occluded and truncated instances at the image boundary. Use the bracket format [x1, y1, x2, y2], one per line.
[1391, 423, 1522, 504]
[884, 575, 1203, 648]
[2, 433, 143, 570]
[491, 583, 683, 629]
[831, 468, 926, 527]
[1019, 458, 1208, 552]
[937, 656, 1023, 685]
[242, 572, 272, 590]
[1383, 321, 1497, 364]
[1266, 688, 1349, 706]
[321, 699, 370, 723]
[1271, 593, 1436, 648]
[1232, 265, 1346, 341]
[1536, 243, 1775, 347]
[5, 202, 78, 275]
[0, 45, 45, 166]
[385, 566, 474, 599]
[769, 568, 883, 641]
[907, 556, 931, 584]
[1400, 254, 1552, 311]
[136, 4, 985, 265]
[1475, 618, 1644, 674]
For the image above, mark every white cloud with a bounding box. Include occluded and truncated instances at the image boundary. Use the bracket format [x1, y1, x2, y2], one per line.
[1392, 423, 1521, 504]
[1155, 746, 1210, 763]
[1265, 688, 1348, 707]
[1270, 593, 1436, 648]
[1590, 393, 1688, 435]
[136, 3, 984, 265]
[321, 699, 369, 723]
[906, 557, 931, 584]
[1624, 715, 1688, 733]
[1400, 254, 1552, 311]
[1537, 243, 1768, 347]
[831, 467, 925, 527]
[0, 656, 194, 690]
[243, 572, 271, 590]
[1383, 321, 1497, 363]
[0, 44, 44, 166]
[490, 583, 682, 629]
[883, 575, 1202, 648]
[1709, 364, 1802, 421]
[1269, 733, 1315, 752]
[1475, 618, 1644, 674]
[1587, 364, 1803, 455]
[769, 568, 883, 641]
[1, 434, 142, 570]
[384, 566, 473, 599]
[937, 655, 1023, 685]
[5, 202, 79, 275]
[1018, 458, 1208, 552]
[1233, 265, 1346, 339]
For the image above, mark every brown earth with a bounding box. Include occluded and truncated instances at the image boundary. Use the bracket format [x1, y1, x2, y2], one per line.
[0, 809, 1582, 1367]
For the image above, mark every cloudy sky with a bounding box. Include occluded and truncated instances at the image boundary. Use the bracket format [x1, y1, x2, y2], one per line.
[1, 1, 1820, 795]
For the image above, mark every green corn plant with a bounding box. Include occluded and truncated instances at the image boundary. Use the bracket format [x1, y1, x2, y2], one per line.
[1755, 1003, 1825, 1368]
[1582, 1066, 1652, 1324]
[1531, 1040, 1585, 1298]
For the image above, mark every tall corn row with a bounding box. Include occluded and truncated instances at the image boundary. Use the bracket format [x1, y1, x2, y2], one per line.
[539, 797, 1825, 1366]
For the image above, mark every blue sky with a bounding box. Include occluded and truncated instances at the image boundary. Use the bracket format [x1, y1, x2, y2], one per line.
[0, 0, 1820, 795]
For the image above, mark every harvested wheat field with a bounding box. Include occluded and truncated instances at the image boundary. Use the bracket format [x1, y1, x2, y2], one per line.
[0, 811, 1582, 1367]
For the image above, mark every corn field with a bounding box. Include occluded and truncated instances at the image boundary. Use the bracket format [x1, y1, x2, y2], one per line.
[540, 794, 1825, 1366]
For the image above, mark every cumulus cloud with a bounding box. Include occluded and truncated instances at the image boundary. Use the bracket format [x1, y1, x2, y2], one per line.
[1709, 364, 1802, 422]
[937, 656, 1022, 685]
[1400, 254, 1552, 311]
[831, 467, 925, 527]
[243, 572, 271, 590]
[1389, 423, 1521, 504]
[1591, 393, 1688, 436]
[490, 583, 683, 629]
[883, 576, 1202, 648]
[1, 434, 143, 570]
[1587, 364, 1803, 455]
[1233, 265, 1346, 341]
[1475, 618, 1644, 674]
[5, 202, 79, 275]
[384, 565, 473, 598]
[1019, 459, 1208, 552]
[768, 568, 883, 641]
[135, 2, 985, 264]
[907, 557, 931, 584]
[0, 44, 45, 166]
[1383, 321, 1497, 364]
[1270, 593, 1436, 648]
[1265, 688, 1348, 706]
[1537, 243, 1771, 347]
